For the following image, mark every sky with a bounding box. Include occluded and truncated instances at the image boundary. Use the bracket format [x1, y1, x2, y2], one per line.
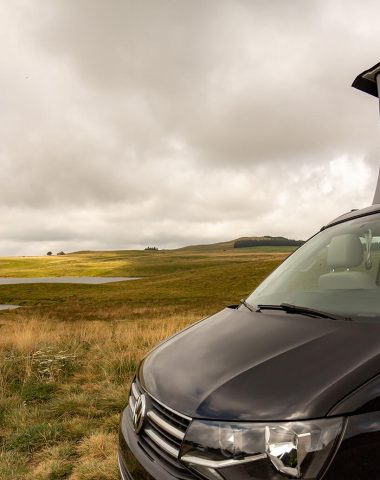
[1, 0, 380, 255]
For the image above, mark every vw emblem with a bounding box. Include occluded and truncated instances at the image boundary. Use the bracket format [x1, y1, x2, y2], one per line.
[133, 394, 146, 433]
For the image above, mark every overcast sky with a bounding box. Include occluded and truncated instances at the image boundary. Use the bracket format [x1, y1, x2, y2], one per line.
[1, 1, 380, 255]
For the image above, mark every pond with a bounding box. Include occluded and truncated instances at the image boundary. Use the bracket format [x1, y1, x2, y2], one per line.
[0, 305, 20, 310]
[0, 277, 140, 285]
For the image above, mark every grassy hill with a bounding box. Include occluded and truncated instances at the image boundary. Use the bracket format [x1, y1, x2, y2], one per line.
[174, 236, 302, 252]
[0, 240, 299, 278]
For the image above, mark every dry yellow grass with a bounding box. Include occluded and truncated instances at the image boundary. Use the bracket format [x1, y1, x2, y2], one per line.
[0, 312, 195, 353]
[0, 312, 198, 480]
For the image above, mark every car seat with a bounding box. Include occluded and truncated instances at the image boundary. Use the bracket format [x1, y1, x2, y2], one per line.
[319, 234, 374, 289]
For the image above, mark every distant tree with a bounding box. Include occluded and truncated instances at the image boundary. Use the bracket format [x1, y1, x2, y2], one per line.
[46, 251, 52, 256]
[234, 237, 304, 248]
[57, 251, 65, 256]
[144, 246, 158, 251]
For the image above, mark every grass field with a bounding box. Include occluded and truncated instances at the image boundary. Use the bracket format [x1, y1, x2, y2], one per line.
[0, 247, 291, 479]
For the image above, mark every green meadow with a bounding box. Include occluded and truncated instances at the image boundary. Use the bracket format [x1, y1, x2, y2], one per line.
[0, 246, 291, 479]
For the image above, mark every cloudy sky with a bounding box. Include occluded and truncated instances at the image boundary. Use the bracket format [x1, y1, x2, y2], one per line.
[1, 1, 380, 255]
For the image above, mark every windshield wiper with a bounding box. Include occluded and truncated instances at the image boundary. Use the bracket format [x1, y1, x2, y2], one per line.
[240, 298, 255, 312]
[256, 303, 352, 321]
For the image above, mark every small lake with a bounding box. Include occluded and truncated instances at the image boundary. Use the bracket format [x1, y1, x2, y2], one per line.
[0, 277, 140, 285]
[0, 305, 20, 310]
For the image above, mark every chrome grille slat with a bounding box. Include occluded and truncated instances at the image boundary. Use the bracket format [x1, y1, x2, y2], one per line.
[131, 382, 140, 400]
[147, 391, 192, 422]
[139, 435, 179, 467]
[146, 418, 183, 449]
[128, 396, 136, 413]
[144, 428, 179, 458]
[138, 436, 193, 479]
[147, 410, 185, 441]
[151, 403, 189, 430]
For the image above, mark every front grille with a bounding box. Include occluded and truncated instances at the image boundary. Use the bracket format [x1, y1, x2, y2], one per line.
[129, 380, 193, 479]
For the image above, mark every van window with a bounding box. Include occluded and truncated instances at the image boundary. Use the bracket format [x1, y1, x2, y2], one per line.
[247, 215, 380, 321]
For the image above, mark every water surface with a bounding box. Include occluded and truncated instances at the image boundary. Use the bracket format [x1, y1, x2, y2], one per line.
[0, 277, 140, 285]
[0, 305, 20, 310]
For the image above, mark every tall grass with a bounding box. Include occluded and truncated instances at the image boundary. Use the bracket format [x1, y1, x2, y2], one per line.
[0, 313, 197, 479]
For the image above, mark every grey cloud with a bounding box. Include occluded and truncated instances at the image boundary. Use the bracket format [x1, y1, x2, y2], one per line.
[0, 1, 379, 255]
[32, 0, 380, 165]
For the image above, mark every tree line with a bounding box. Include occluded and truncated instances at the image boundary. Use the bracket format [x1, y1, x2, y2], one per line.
[234, 237, 304, 248]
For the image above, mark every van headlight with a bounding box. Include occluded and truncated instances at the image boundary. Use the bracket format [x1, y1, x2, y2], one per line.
[179, 417, 344, 480]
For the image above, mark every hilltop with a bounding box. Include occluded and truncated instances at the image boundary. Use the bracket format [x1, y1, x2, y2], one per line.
[174, 235, 304, 252]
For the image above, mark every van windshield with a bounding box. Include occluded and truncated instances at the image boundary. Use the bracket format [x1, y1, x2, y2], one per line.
[247, 214, 380, 322]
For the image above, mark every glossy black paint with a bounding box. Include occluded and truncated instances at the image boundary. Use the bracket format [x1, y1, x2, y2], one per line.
[329, 373, 380, 416]
[323, 412, 380, 480]
[139, 307, 380, 421]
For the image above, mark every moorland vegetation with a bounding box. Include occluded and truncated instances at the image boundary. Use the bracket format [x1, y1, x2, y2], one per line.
[0, 245, 291, 479]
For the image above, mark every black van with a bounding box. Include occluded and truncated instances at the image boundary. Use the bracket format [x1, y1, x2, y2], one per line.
[118, 63, 380, 480]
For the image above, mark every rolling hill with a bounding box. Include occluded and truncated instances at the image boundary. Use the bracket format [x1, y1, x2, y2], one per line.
[174, 236, 304, 252]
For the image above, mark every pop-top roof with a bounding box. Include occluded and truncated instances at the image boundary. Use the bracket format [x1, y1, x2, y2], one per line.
[352, 61, 380, 98]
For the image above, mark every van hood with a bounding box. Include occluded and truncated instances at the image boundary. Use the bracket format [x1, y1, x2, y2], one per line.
[138, 307, 380, 421]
